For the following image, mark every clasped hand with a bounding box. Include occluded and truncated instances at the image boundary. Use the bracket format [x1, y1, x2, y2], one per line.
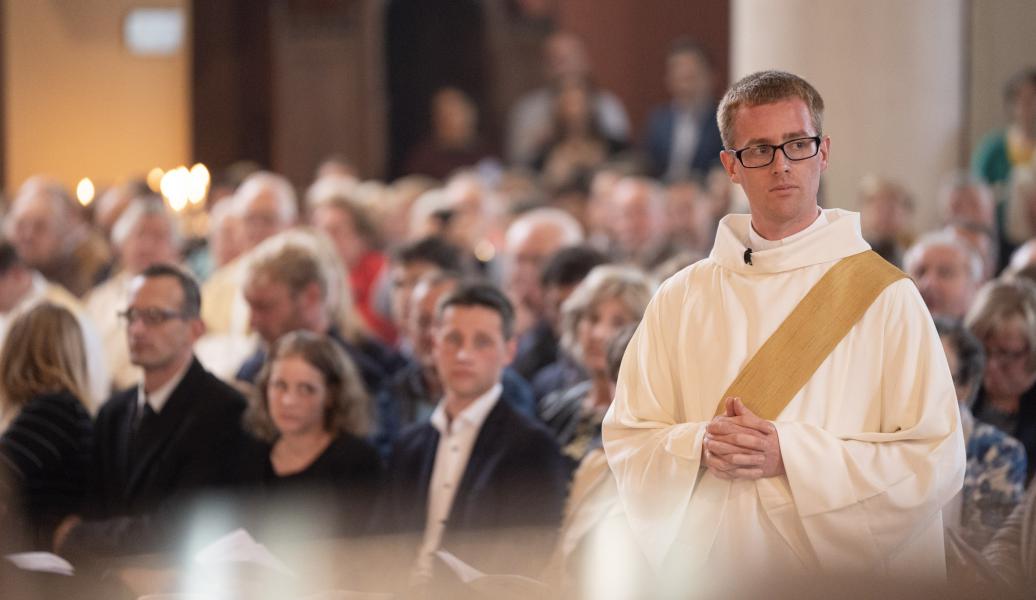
[701, 397, 784, 480]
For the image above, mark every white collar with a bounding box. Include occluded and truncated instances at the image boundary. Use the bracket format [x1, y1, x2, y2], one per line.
[430, 382, 503, 436]
[747, 208, 827, 251]
[710, 208, 872, 274]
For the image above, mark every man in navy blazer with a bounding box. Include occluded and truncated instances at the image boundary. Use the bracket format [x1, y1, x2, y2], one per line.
[643, 39, 725, 181]
[55, 264, 247, 558]
[384, 281, 568, 583]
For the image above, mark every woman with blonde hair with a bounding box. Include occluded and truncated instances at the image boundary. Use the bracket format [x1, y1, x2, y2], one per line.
[242, 330, 381, 534]
[0, 303, 93, 550]
[966, 277, 1036, 482]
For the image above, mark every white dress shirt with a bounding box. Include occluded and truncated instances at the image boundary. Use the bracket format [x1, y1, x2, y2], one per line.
[413, 383, 503, 579]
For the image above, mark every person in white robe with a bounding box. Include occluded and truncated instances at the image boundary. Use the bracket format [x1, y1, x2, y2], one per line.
[603, 70, 965, 595]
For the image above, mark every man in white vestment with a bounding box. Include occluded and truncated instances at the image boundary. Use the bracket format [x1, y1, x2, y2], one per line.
[602, 71, 965, 594]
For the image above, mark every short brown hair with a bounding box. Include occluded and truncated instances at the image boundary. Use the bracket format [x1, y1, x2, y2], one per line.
[717, 70, 825, 148]
[246, 330, 369, 441]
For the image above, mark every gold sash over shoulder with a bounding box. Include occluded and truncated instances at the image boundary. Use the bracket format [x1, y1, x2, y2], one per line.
[714, 250, 907, 420]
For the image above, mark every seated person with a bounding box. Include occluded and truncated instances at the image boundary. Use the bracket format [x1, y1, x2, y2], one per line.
[936, 317, 1026, 550]
[382, 282, 568, 585]
[965, 278, 1036, 482]
[544, 323, 647, 598]
[373, 272, 534, 460]
[3, 176, 111, 298]
[0, 241, 109, 409]
[643, 38, 724, 181]
[530, 245, 610, 401]
[0, 304, 93, 551]
[533, 76, 628, 192]
[237, 229, 402, 395]
[539, 265, 655, 464]
[55, 265, 249, 559]
[404, 86, 494, 180]
[241, 330, 381, 537]
[983, 482, 1036, 595]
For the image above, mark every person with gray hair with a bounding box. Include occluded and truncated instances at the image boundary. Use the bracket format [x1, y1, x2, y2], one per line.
[936, 316, 1026, 551]
[938, 171, 1005, 276]
[85, 195, 183, 390]
[3, 176, 112, 298]
[539, 264, 655, 464]
[504, 206, 585, 381]
[904, 229, 985, 320]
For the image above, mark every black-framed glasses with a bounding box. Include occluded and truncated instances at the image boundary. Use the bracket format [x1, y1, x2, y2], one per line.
[118, 307, 188, 326]
[730, 136, 822, 168]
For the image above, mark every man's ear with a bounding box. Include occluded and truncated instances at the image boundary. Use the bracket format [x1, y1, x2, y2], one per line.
[818, 135, 831, 173]
[719, 150, 741, 185]
[189, 317, 206, 342]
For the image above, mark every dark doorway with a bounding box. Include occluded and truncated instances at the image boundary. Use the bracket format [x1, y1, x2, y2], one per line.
[385, 0, 491, 179]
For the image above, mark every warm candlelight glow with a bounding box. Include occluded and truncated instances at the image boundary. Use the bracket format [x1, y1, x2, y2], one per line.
[76, 178, 95, 206]
[146, 167, 165, 193]
[188, 163, 210, 205]
[160, 166, 191, 212]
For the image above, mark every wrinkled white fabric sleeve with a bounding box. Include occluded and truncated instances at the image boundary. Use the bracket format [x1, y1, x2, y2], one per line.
[773, 281, 966, 572]
[602, 283, 706, 569]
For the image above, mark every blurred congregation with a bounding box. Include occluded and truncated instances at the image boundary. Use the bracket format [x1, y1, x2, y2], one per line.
[1, 1, 1036, 598]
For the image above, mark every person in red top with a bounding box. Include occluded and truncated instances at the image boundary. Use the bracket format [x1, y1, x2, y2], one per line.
[309, 190, 396, 343]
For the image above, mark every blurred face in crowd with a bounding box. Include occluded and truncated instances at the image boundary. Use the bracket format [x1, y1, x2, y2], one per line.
[577, 296, 636, 376]
[311, 204, 367, 269]
[434, 304, 515, 405]
[505, 222, 569, 314]
[245, 273, 318, 345]
[390, 261, 440, 339]
[409, 278, 457, 371]
[1010, 79, 1036, 132]
[943, 185, 994, 229]
[432, 88, 477, 147]
[860, 184, 912, 242]
[665, 181, 708, 245]
[120, 214, 180, 275]
[125, 275, 200, 374]
[612, 180, 662, 255]
[906, 243, 977, 320]
[667, 50, 711, 107]
[5, 189, 71, 270]
[555, 78, 594, 137]
[240, 184, 293, 251]
[981, 316, 1036, 399]
[719, 98, 829, 239]
[544, 33, 589, 81]
[267, 354, 328, 438]
[543, 281, 578, 334]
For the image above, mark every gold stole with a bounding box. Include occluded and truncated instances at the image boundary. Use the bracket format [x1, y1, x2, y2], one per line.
[713, 250, 907, 420]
